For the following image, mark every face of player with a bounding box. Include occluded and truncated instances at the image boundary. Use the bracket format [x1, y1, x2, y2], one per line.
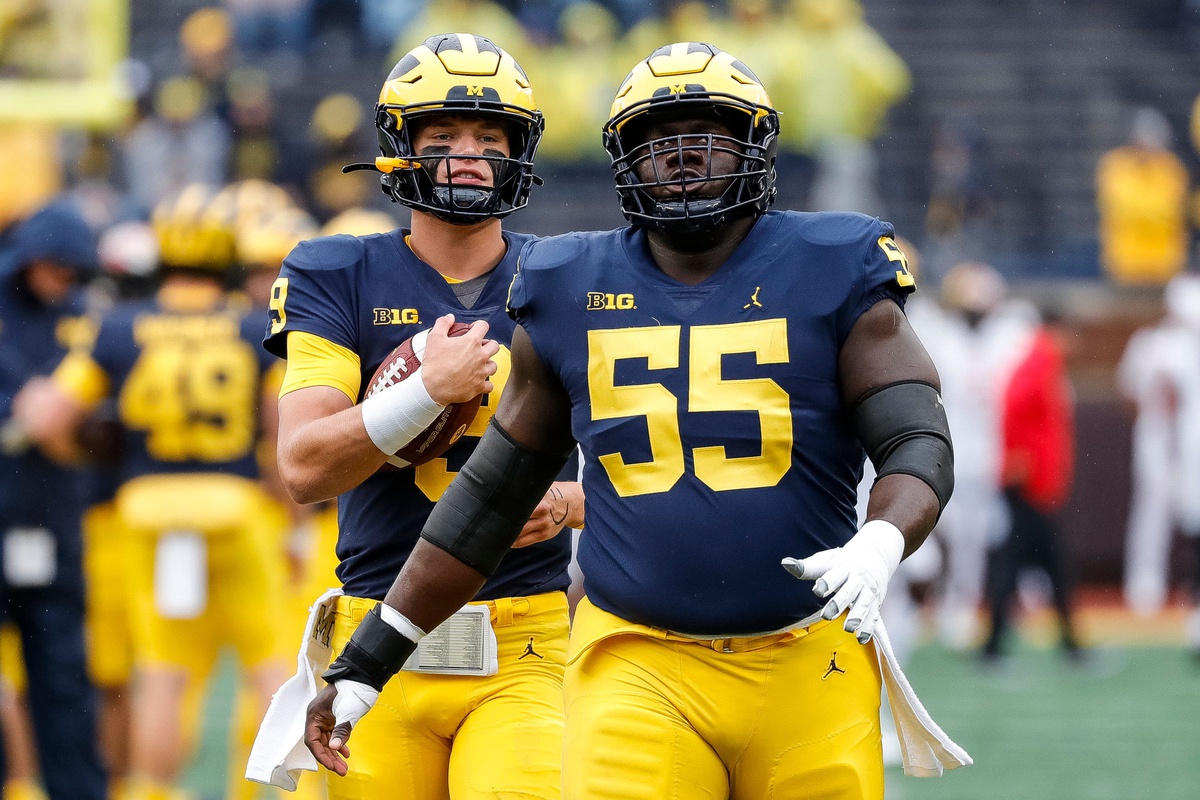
[409, 114, 512, 188]
[23, 259, 77, 305]
[633, 116, 741, 201]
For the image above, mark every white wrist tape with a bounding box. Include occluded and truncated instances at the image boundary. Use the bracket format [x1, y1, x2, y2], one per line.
[378, 603, 427, 641]
[330, 679, 379, 734]
[360, 367, 445, 455]
[853, 519, 906, 579]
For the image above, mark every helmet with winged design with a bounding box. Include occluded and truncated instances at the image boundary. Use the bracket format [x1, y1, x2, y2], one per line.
[346, 33, 544, 224]
[152, 183, 238, 271]
[603, 42, 779, 235]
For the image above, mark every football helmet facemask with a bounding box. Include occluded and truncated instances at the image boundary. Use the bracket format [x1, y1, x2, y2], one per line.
[603, 42, 779, 236]
[346, 33, 544, 224]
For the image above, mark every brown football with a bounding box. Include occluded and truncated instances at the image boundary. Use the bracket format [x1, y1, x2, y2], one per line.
[365, 322, 483, 469]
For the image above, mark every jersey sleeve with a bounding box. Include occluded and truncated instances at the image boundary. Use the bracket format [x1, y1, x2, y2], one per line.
[51, 350, 109, 409]
[262, 236, 361, 359]
[505, 236, 574, 374]
[505, 237, 537, 327]
[60, 311, 129, 407]
[840, 219, 917, 341]
[278, 331, 362, 403]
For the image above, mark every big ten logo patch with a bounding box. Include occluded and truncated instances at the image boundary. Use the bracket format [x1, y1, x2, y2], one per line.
[586, 292, 636, 311]
[373, 308, 421, 325]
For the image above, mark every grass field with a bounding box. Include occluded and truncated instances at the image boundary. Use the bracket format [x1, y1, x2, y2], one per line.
[885, 643, 1200, 800]
[189, 606, 1200, 800]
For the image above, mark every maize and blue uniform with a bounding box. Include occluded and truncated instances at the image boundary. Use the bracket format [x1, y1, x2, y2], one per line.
[53, 289, 287, 678]
[507, 210, 915, 800]
[263, 230, 573, 800]
[81, 466, 131, 689]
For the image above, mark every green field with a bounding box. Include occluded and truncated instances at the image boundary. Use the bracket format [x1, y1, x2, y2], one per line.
[192, 641, 1200, 800]
[884, 644, 1200, 800]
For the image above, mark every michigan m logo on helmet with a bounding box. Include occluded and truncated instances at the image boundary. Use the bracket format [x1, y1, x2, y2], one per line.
[344, 33, 545, 224]
[603, 42, 780, 236]
[153, 183, 240, 272]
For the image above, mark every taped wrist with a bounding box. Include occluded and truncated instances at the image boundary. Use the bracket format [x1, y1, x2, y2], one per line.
[360, 367, 445, 455]
[854, 381, 954, 512]
[321, 605, 418, 692]
[421, 418, 570, 576]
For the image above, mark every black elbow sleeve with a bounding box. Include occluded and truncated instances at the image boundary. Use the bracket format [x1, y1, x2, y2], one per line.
[853, 381, 955, 512]
[420, 419, 570, 577]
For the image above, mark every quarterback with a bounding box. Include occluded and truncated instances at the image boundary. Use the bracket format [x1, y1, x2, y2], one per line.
[265, 33, 582, 799]
[308, 43, 966, 799]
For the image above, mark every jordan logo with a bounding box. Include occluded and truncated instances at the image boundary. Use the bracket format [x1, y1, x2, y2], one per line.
[742, 286, 763, 310]
[822, 652, 846, 680]
[519, 637, 543, 660]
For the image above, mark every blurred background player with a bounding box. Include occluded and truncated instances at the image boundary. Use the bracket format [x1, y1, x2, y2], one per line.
[14, 183, 290, 800]
[0, 200, 109, 799]
[213, 179, 333, 800]
[261, 33, 583, 798]
[930, 261, 1039, 649]
[981, 307, 1083, 661]
[1118, 274, 1200, 652]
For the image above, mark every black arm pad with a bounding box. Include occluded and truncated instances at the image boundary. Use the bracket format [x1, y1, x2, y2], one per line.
[853, 380, 954, 512]
[420, 418, 571, 576]
[321, 605, 417, 691]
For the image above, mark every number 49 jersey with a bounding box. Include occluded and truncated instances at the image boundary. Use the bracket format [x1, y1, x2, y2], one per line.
[508, 210, 916, 636]
[71, 295, 275, 484]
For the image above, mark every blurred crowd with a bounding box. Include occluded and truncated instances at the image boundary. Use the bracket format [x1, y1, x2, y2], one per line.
[0, 0, 913, 234]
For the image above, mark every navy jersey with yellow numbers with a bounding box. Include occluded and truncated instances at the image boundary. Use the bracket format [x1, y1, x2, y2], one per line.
[90, 297, 275, 484]
[508, 210, 916, 635]
[262, 230, 572, 602]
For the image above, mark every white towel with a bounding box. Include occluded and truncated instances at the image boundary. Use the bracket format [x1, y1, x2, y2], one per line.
[246, 588, 343, 790]
[873, 622, 973, 777]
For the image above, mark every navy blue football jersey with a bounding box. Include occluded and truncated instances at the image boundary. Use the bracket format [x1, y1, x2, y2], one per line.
[89, 295, 275, 485]
[263, 230, 573, 602]
[508, 211, 916, 635]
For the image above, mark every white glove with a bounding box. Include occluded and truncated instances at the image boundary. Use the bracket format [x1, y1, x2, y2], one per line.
[329, 679, 379, 746]
[781, 519, 905, 645]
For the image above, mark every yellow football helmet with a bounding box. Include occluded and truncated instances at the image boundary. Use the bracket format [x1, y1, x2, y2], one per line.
[320, 207, 399, 237]
[213, 179, 293, 237]
[345, 33, 544, 223]
[603, 42, 779, 235]
[152, 184, 237, 271]
[237, 205, 318, 271]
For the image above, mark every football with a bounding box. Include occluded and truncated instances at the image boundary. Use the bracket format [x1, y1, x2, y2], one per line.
[365, 322, 483, 469]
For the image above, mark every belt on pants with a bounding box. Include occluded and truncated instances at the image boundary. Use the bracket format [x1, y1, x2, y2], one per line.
[336, 591, 565, 629]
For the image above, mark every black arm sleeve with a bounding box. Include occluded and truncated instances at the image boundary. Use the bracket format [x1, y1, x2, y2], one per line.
[420, 418, 572, 576]
[853, 380, 954, 512]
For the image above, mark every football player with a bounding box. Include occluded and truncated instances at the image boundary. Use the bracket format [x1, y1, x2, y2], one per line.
[307, 43, 968, 799]
[15, 184, 291, 800]
[263, 34, 582, 798]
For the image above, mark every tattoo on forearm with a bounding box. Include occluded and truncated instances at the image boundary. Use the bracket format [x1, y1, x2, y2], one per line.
[549, 486, 568, 526]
